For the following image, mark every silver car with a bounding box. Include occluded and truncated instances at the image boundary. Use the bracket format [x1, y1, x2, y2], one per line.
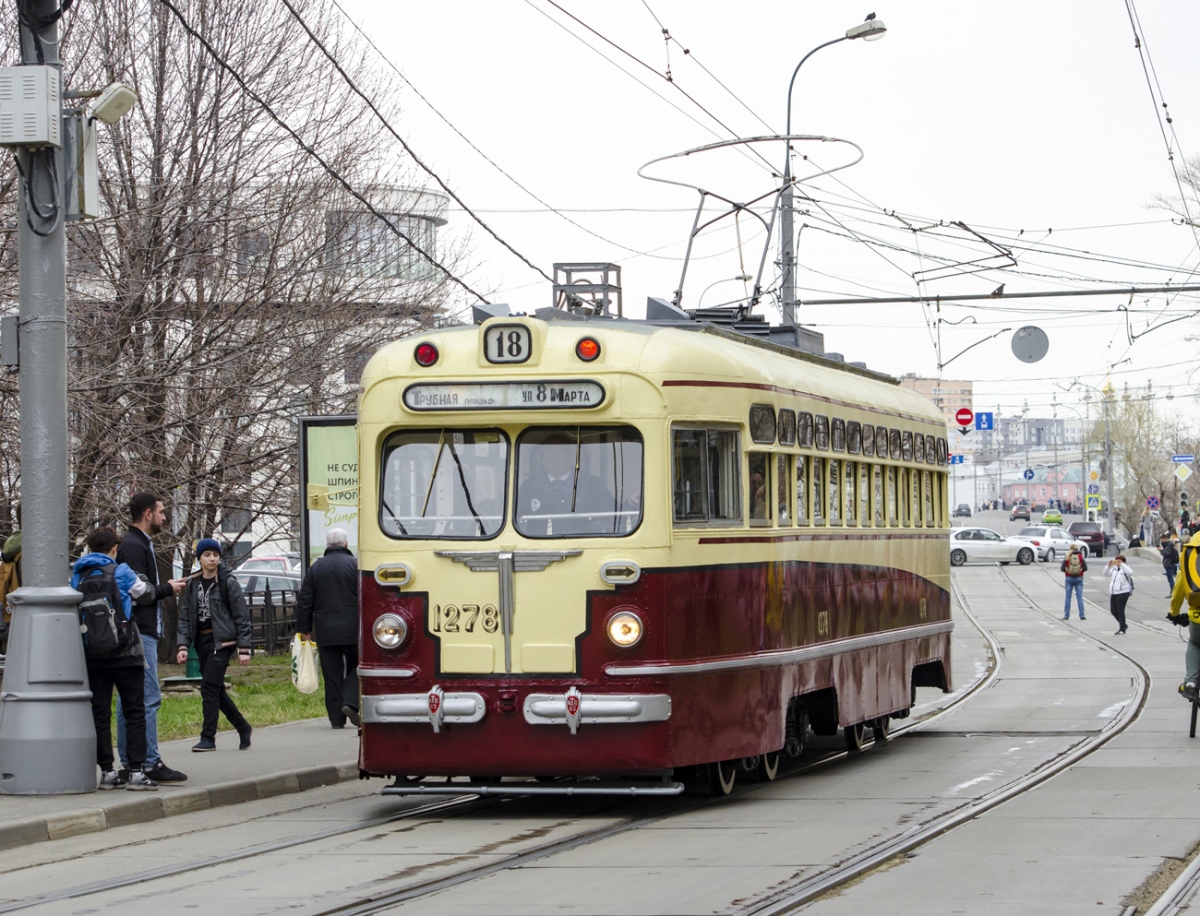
[949, 527, 1036, 567]
[1010, 525, 1075, 562]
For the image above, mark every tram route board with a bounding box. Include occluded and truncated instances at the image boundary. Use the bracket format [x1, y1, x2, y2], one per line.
[404, 380, 605, 411]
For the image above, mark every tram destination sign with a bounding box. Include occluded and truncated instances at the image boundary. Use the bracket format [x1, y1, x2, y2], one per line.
[404, 380, 605, 411]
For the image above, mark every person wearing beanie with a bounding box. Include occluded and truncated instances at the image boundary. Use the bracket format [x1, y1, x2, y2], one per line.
[175, 538, 253, 751]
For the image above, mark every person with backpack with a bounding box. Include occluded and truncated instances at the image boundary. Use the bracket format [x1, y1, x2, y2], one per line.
[1161, 533, 1181, 596]
[1105, 554, 1134, 634]
[1168, 531, 1200, 700]
[174, 538, 253, 751]
[1061, 544, 1088, 620]
[70, 527, 160, 790]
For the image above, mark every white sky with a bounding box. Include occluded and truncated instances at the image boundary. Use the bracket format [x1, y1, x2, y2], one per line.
[338, 0, 1200, 424]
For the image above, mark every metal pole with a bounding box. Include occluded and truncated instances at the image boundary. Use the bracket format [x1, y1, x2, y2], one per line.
[781, 36, 844, 329]
[1052, 402, 1059, 509]
[1103, 391, 1116, 553]
[0, 0, 94, 794]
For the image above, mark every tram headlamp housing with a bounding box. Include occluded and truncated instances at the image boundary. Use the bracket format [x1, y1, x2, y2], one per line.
[606, 610, 643, 648]
[373, 613, 409, 650]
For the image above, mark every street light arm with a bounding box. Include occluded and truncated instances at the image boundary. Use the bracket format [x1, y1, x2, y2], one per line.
[784, 36, 847, 170]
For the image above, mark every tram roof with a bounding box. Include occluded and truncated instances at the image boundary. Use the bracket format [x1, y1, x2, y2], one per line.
[362, 309, 944, 428]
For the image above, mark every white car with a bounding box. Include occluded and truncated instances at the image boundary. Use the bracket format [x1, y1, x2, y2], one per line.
[1010, 525, 1074, 562]
[949, 527, 1036, 567]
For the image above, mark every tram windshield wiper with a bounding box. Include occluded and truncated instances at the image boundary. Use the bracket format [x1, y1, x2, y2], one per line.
[445, 439, 486, 535]
[380, 496, 408, 536]
[570, 426, 582, 512]
[420, 429, 447, 518]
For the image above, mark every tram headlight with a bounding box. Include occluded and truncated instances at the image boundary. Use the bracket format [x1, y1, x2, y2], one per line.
[373, 613, 409, 650]
[606, 610, 643, 648]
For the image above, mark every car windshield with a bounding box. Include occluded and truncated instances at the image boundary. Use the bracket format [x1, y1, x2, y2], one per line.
[515, 426, 643, 537]
[380, 428, 509, 539]
[1071, 523, 1100, 532]
[1018, 527, 1046, 536]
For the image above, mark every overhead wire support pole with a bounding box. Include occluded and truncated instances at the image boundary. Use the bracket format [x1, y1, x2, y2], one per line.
[0, 0, 96, 795]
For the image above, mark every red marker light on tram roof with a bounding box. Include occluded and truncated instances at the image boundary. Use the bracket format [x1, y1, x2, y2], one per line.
[576, 337, 601, 361]
[414, 342, 439, 367]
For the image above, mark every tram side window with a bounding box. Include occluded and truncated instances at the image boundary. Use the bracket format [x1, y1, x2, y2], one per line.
[886, 466, 897, 525]
[858, 463, 870, 527]
[379, 428, 509, 540]
[844, 460, 856, 526]
[828, 460, 840, 525]
[873, 463, 884, 526]
[911, 468, 922, 527]
[795, 457, 808, 525]
[777, 454, 791, 525]
[515, 426, 644, 538]
[924, 470, 934, 527]
[897, 468, 909, 527]
[748, 452, 770, 525]
[812, 457, 825, 525]
[672, 428, 741, 526]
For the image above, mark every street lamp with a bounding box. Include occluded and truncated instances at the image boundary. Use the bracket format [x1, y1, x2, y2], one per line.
[1056, 400, 1089, 517]
[780, 14, 886, 329]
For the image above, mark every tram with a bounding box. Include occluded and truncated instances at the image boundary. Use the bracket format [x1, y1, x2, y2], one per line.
[354, 306, 952, 795]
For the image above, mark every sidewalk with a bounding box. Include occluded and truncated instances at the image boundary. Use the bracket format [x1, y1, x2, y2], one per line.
[0, 717, 359, 851]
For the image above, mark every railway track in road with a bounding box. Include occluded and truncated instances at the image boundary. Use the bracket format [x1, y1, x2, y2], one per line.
[1, 566, 1134, 916]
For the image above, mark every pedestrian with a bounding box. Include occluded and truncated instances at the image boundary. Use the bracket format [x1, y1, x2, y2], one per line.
[1061, 544, 1088, 620]
[71, 527, 159, 790]
[175, 538, 253, 751]
[1161, 533, 1180, 596]
[296, 528, 360, 728]
[1105, 554, 1134, 635]
[116, 492, 188, 784]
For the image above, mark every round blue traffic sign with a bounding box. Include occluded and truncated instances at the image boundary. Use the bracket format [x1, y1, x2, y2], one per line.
[1087, 484, 1099, 494]
[1148, 496, 1160, 509]
[1023, 469, 1034, 480]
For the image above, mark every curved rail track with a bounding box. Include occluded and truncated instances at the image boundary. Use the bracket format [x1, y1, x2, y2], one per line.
[0, 566, 1154, 915]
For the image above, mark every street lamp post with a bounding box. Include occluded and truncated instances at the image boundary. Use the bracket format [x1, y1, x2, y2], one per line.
[1056, 401, 1088, 517]
[1052, 395, 1060, 509]
[780, 16, 886, 329]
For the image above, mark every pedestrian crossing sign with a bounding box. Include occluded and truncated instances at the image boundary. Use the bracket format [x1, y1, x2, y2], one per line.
[1086, 495, 1101, 509]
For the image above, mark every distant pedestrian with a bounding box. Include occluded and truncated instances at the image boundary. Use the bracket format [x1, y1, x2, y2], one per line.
[296, 528, 360, 728]
[1105, 555, 1134, 634]
[1161, 533, 1180, 596]
[116, 492, 188, 784]
[175, 538, 252, 752]
[1061, 545, 1088, 620]
[71, 527, 159, 790]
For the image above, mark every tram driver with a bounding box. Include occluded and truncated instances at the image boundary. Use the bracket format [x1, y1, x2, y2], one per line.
[517, 430, 640, 536]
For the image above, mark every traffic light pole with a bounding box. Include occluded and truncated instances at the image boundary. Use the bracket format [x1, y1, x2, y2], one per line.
[0, 0, 94, 794]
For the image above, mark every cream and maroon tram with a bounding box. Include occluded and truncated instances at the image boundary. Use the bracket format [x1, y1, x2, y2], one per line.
[355, 311, 951, 795]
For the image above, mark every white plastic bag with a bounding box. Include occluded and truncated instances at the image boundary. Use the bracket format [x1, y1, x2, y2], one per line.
[291, 633, 319, 694]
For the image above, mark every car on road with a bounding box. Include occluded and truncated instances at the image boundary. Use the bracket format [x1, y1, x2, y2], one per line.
[1041, 508, 1063, 525]
[953, 503, 972, 517]
[237, 553, 301, 573]
[233, 569, 301, 653]
[1066, 521, 1106, 557]
[1010, 504, 1031, 522]
[949, 527, 1036, 567]
[1010, 525, 1074, 562]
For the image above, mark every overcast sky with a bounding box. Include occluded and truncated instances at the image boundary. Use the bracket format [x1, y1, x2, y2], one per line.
[339, 0, 1200, 423]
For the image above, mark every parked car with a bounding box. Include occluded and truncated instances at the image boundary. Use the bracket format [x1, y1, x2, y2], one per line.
[949, 527, 1036, 566]
[1010, 525, 1074, 562]
[1010, 504, 1031, 521]
[953, 504, 972, 518]
[1041, 508, 1063, 525]
[237, 553, 301, 573]
[1066, 521, 1106, 557]
[233, 569, 301, 653]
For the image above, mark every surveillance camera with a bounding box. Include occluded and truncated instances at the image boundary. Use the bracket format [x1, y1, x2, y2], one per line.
[90, 82, 137, 125]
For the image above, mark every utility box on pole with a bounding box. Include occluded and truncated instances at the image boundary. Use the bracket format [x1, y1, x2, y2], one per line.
[0, 66, 61, 149]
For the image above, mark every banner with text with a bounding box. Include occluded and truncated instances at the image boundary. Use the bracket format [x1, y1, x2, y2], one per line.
[299, 416, 358, 571]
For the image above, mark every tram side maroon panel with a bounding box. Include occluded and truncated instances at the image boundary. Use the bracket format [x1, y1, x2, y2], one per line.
[358, 554, 950, 779]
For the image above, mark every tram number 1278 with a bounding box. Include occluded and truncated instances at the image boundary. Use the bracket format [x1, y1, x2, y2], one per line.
[429, 603, 500, 634]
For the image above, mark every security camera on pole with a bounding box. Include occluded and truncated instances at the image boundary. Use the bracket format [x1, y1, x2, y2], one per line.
[0, 1, 136, 794]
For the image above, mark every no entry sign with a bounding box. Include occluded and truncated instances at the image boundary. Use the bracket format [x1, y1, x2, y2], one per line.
[955, 407, 974, 427]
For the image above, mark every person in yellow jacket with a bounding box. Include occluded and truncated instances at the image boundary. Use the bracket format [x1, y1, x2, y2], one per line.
[1167, 531, 1200, 700]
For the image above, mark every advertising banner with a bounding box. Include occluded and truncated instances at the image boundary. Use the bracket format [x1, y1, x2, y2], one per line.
[299, 416, 357, 571]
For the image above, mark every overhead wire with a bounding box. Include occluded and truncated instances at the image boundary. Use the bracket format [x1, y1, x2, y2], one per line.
[151, 0, 489, 302]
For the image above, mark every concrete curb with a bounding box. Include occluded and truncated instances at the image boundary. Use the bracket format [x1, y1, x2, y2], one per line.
[0, 760, 358, 851]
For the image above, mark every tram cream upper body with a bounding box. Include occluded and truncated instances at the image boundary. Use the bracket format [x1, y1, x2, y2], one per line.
[358, 316, 949, 675]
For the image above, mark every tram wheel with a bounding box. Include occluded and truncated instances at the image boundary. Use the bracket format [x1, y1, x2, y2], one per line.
[706, 759, 737, 796]
[844, 721, 867, 753]
[871, 716, 891, 743]
[756, 750, 782, 782]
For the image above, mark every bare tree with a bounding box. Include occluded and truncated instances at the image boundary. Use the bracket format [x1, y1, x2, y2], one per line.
[0, 0, 468, 569]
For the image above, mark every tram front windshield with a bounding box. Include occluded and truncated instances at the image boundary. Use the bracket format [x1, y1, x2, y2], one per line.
[515, 426, 643, 538]
[380, 428, 508, 539]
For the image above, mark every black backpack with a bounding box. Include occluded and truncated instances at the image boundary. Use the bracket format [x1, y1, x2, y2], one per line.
[78, 565, 133, 657]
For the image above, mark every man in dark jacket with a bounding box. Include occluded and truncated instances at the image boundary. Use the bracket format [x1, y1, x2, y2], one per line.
[116, 492, 188, 783]
[175, 538, 253, 751]
[1162, 533, 1181, 596]
[296, 528, 360, 728]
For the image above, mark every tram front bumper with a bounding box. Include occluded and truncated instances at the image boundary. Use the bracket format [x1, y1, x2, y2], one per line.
[362, 686, 670, 735]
